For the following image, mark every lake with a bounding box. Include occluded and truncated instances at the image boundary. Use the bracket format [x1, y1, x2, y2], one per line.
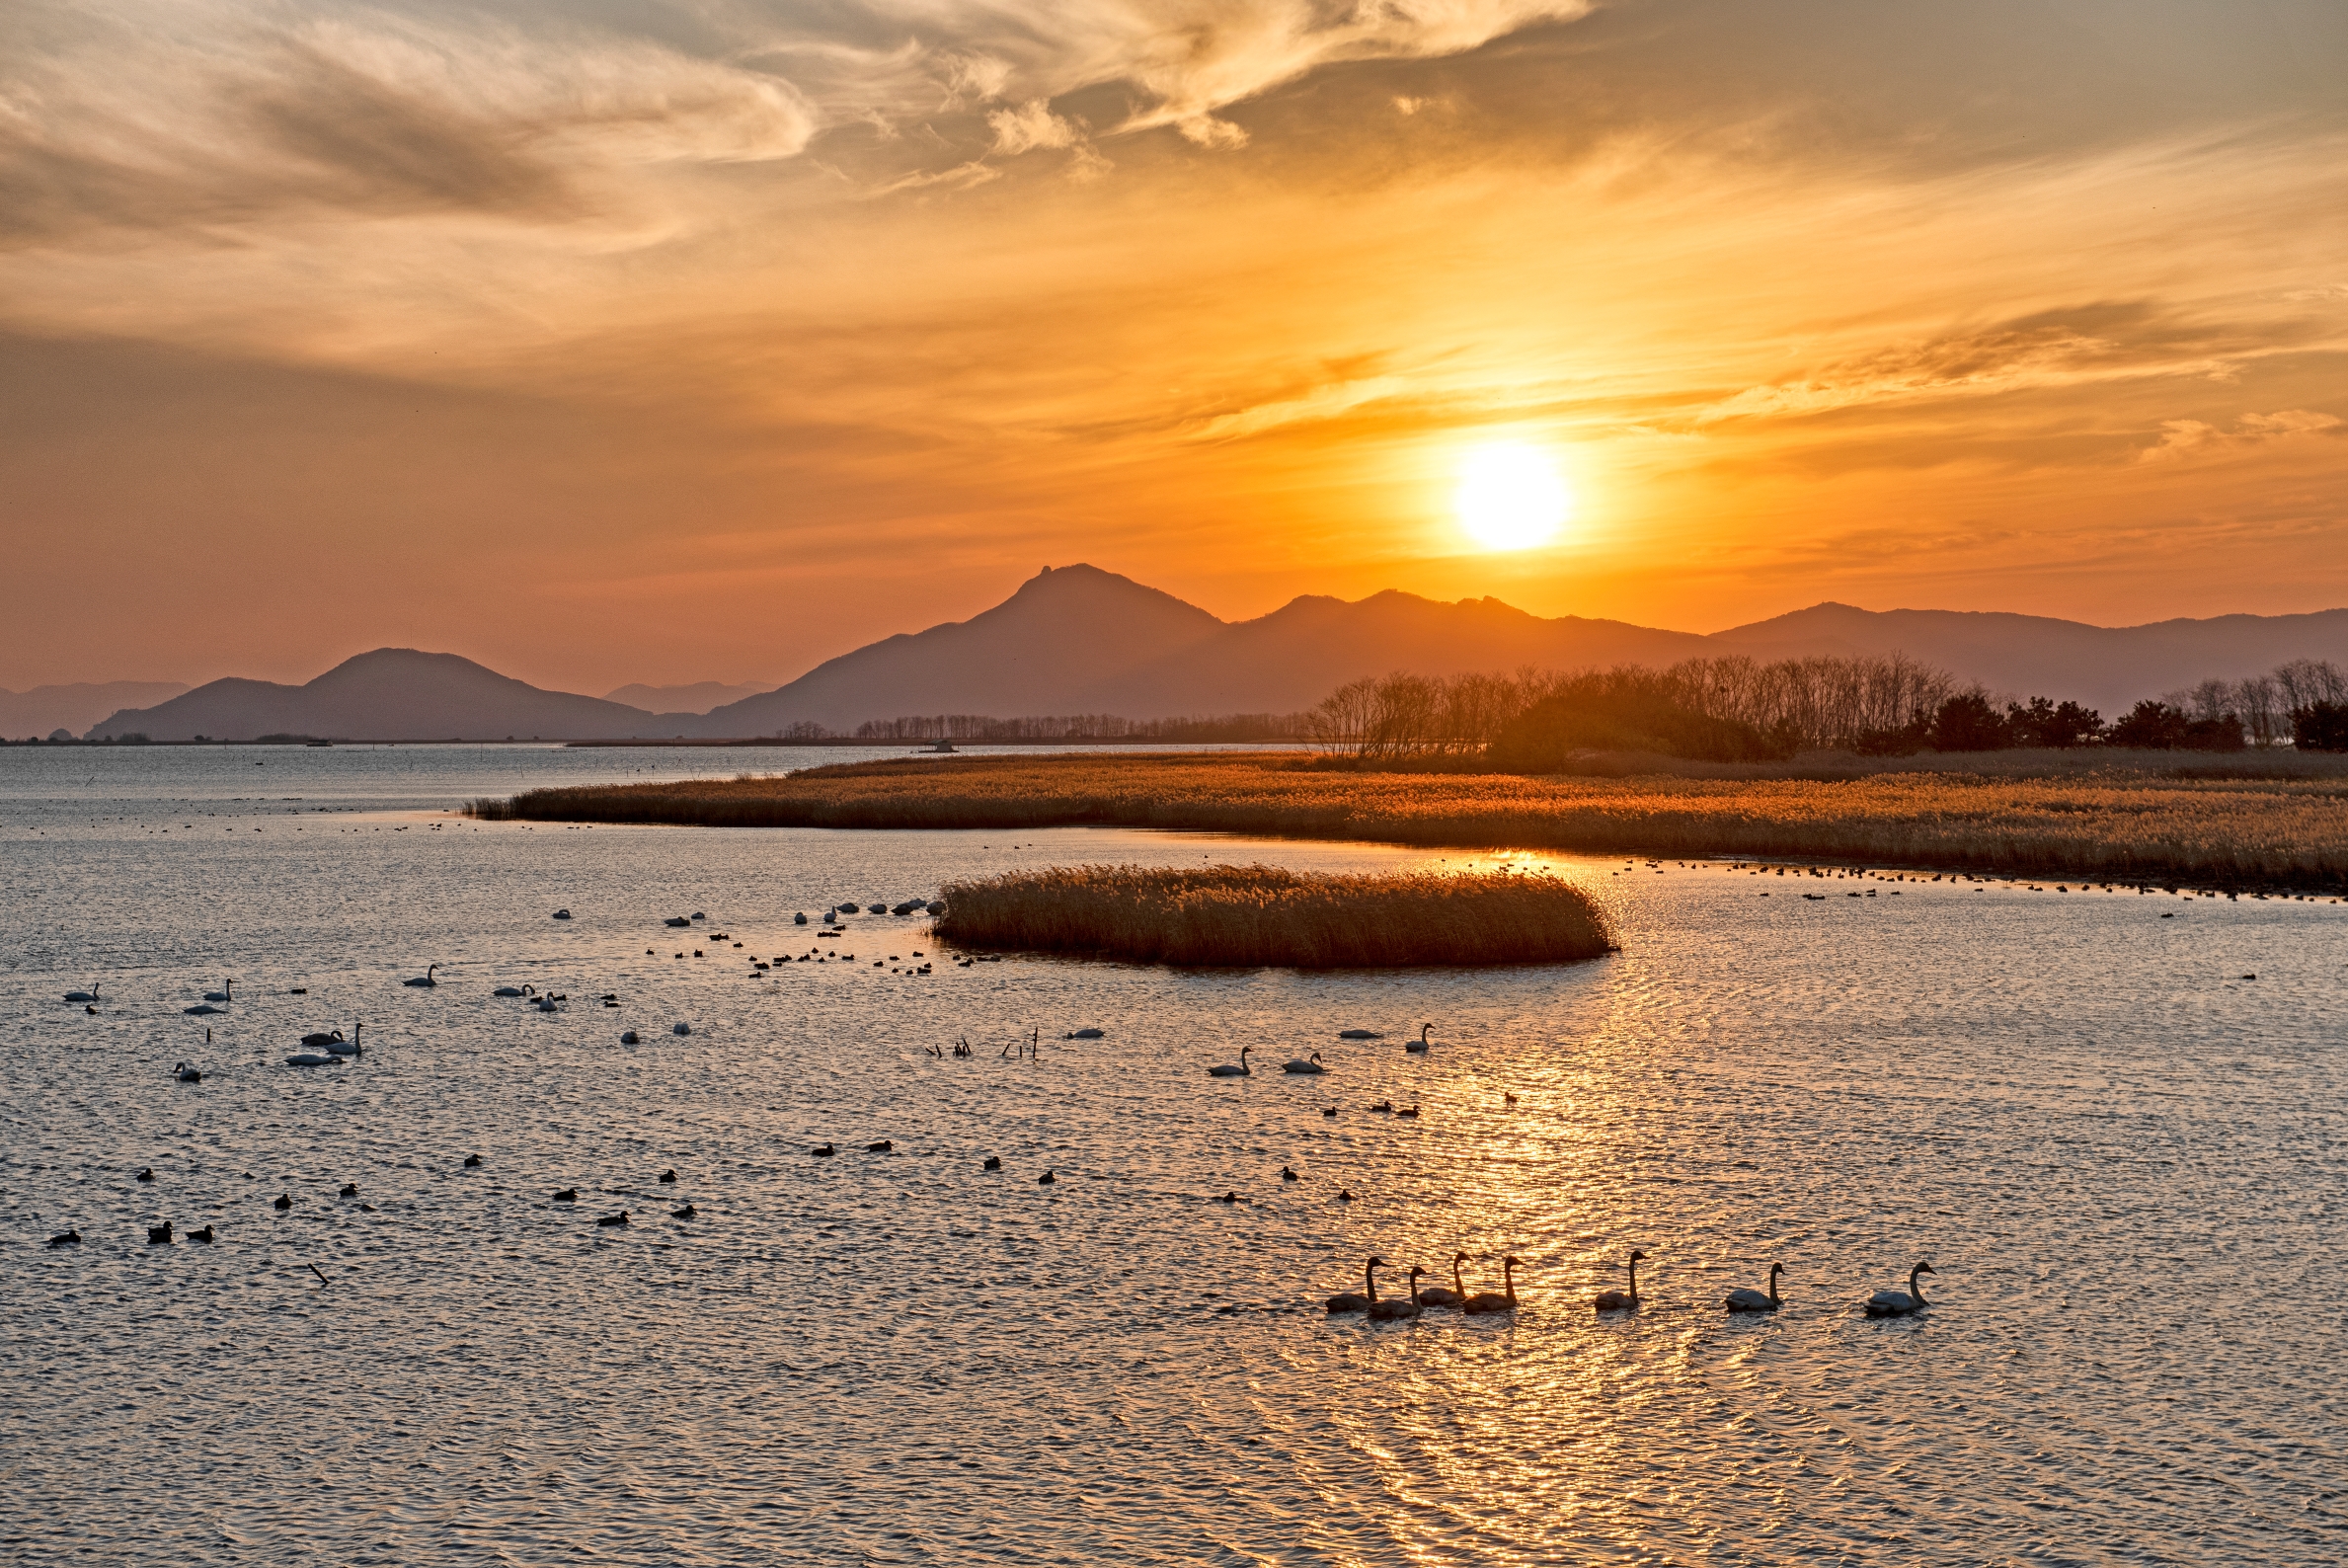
[4, 744, 2342, 1564]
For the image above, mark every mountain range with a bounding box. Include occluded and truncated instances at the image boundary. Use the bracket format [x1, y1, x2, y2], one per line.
[74, 564, 2348, 742]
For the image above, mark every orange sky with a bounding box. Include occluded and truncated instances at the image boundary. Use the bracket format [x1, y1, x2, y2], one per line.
[5, 0, 2346, 692]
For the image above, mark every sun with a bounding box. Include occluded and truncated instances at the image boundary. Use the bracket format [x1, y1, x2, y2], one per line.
[1453, 440, 1570, 551]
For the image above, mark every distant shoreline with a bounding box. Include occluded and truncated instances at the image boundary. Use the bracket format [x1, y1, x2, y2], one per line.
[468, 750, 2348, 895]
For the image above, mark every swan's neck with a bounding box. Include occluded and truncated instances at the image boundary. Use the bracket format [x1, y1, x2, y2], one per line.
[1768, 1266, 1781, 1305]
[1504, 1261, 1518, 1304]
[1452, 1257, 1465, 1297]
[1626, 1257, 1639, 1303]
[1909, 1268, 1927, 1305]
[1365, 1263, 1378, 1303]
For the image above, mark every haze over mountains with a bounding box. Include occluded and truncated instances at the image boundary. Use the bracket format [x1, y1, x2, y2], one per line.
[74, 564, 2348, 743]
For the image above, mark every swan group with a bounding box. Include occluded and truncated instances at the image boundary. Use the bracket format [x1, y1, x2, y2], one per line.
[1326, 1254, 1520, 1317]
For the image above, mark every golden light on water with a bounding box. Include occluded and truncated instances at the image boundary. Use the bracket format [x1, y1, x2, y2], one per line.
[1453, 441, 1571, 552]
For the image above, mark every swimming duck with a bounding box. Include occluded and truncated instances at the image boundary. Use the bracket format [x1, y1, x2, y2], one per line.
[148, 1221, 174, 1244]
[553, 1188, 578, 1202]
[48, 1228, 81, 1247]
[595, 1212, 629, 1226]
[982, 1156, 1002, 1171]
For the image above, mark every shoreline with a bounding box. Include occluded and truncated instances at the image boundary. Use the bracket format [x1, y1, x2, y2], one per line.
[467, 751, 2348, 896]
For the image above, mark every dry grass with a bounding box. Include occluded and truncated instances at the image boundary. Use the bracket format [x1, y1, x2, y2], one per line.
[933, 864, 1616, 968]
[472, 751, 2348, 891]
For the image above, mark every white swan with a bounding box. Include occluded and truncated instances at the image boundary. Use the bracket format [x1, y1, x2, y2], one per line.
[285, 1051, 342, 1066]
[1369, 1266, 1426, 1321]
[63, 982, 100, 1003]
[1337, 1029, 1381, 1040]
[1418, 1250, 1471, 1308]
[174, 1061, 202, 1082]
[1207, 1046, 1253, 1077]
[1282, 1052, 1327, 1074]
[202, 980, 234, 1003]
[1325, 1256, 1383, 1313]
[325, 1024, 362, 1057]
[493, 985, 526, 997]
[1405, 1023, 1433, 1054]
[1724, 1263, 1784, 1312]
[1865, 1261, 1935, 1317]
[1594, 1248, 1645, 1312]
[1463, 1255, 1523, 1315]
[402, 964, 438, 987]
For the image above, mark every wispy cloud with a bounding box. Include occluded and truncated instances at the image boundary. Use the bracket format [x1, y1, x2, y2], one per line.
[2138, 408, 2345, 462]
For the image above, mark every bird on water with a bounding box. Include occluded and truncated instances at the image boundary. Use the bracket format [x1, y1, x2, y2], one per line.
[1283, 1052, 1327, 1074]
[1464, 1256, 1523, 1315]
[1038, 1170, 1057, 1185]
[403, 965, 438, 987]
[596, 1212, 629, 1226]
[1369, 1266, 1426, 1321]
[136, 1168, 155, 1183]
[1725, 1264, 1786, 1312]
[273, 1194, 292, 1211]
[1207, 1046, 1253, 1077]
[147, 1221, 173, 1244]
[1325, 1257, 1383, 1313]
[175, 1062, 202, 1082]
[48, 1228, 81, 1247]
[189, 1225, 214, 1242]
[1865, 1262, 1935, 1317]
[1594, 1249, 1645, 1312]
[203, 980, 234, 1003]
[981, 1155, 1001, 1171]
[1418, 1250, 1472, 1308]
[1406, 1023, 1433, 1054]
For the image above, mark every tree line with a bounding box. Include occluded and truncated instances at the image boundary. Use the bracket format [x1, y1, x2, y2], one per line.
[1300, 656, 2348, 762]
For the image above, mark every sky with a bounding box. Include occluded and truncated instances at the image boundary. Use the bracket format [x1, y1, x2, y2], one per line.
[4, 0, 2346, 693]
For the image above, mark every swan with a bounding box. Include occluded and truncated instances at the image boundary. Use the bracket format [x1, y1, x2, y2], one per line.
[402, 965, 438, 987]
[1337, 1029, 1381, 1040]
[300, 1030, 341, 1048]
[1207, 1046, 1253, 1077]
[1419, 1250, 1471, 1308]
[1369, 1266, 1426, 1321]
[202, 980, 234, 1003]
[1593, 1249, 1645, 1312]
[1464, 1256, 1523, 1315]
[1065, 1028, 1105, 1039]
[63, 982, 99, 1003]
[1865, 1261, 1935, 1317]
[1325, 1256, 1384, 1313]
[1725, 1263, 1785, 1312]
[1283, 1052, 1328, 1074]
[184, 1003, 225, 1016]
[1405, 1023, 1433, 1054]
[493, 985, 525, 997]
[284, 1052, 340, 1066]
[174, 1062, 201, 1083]
[325, 1026, 361, 1057]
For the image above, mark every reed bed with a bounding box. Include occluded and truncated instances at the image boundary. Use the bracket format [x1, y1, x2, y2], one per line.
[932, 864, 1617, 968]
[472, 752, 2348, 891]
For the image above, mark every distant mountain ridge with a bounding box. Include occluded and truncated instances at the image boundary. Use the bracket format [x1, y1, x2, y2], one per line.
[4, 680, 190, 741]
[77, 567, 2348, 741]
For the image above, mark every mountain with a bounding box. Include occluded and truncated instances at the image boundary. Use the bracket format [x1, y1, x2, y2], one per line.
[695, 564, 1226, 735]
[85, 650, 693, 742]
[64, 570, 2348, 742]
[1707, 602, 2348, 715]
[3, 681, 189, 741]
[604, 680, 777, 714]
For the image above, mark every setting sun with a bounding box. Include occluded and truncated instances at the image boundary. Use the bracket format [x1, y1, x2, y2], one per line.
[1454, 442, 1571, 552]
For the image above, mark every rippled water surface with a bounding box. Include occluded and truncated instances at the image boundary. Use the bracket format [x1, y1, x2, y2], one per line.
[5, 745, 2344, 1565]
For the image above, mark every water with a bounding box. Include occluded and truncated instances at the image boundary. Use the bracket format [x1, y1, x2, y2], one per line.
[5, 745, 2343, 1565]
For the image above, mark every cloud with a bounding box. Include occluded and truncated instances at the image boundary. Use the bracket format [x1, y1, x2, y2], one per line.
[987, 99, 1082, 155]
[2138, 408, 2345, 462]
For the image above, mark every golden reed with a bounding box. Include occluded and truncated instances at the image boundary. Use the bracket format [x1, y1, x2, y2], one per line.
[931, 863, 1616, 968]
[470, 752, 2348, 892]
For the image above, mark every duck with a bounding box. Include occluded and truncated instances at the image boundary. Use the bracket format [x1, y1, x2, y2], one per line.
[1337, 1029, 1381, 1040]
[982, 1156, 1002, 1171]
[202, 980, 234, 1003]
[1405, 1023, 1433, 1054]
[1464, 1256, 1524, 1315]
[1282, 1052, 1328, 1074]
[1368, 1266, 1426, 1321]
[1207, 1046, 1253, 1077]
[1865, 1261, 1935, 1317]
[147, 1221, 174, 1244]
[189, 1225, 215, 1243]
[553, 1188, 578, 1202]
[1593, 1249, 1645, 1312]
[1394, 1105, 1419, 1119]
[339, 1183, 358, 1198]
[463, 1154, 482, 1168]
[273, 1194, 292, 1211]
[175, 1062, 202, 1083]
[48, 1228, 82, 1247]
[1725, 1263, 1786, 1313]
[135, 1167, 155, 1183]
[63, 982, 100, 1003]
[1325, 1256, 1383, 1313]
[1503, 1092, 1518, 1107]
[1038, 1170, 1057, 1185]
[811, 1144, 835, 1157]
[866, 1140, 893, 1153]
[620, 1030, 640, 1045]
[1418, 1250, 1472, 1308]
[1217, 1191, 1240, 1204]
[1321, 1106, 1337, 1118]
[658, 1168, 677, 1184]
[402, 964, 438, 987]
[1369, 1100, 1393, 1114]
[1336, 1189, 1354, 1202]
[595, 1212, 630, 1226]
[671, 1205, 696, 1219]
[1281, 1166, 1298, 1182]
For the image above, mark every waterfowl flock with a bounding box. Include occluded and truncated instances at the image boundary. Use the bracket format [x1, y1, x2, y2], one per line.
[1322, 1249, 1938, 1322]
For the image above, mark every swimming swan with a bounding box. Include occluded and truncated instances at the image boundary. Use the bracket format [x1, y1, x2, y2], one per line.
[202, 980, 234, 1003]
[1207, 1046, 1253, 1077]
[1405, 1023, 1433, 1054]
[1418, 1250, 1471, 1308]
[1865, 1261, 1935, 1317]
[325, 1025, 362, 1057]
[402, 965, 438, 987]
[1325, 1256, 1384, 1314]
[174, 1062, 202, 1083]
[1282, 1052, 1328, 1074]
[1724, 1263, 1785, 1312]
[1369, 1266, 1426, 1321]
[1594, 1249, 1645, 1312]
[1337, 1028, 1381, 1040]
[64, 982, 100, 1003]
[1463, 1255, 1523, 1315]
[285, 1051, 341, 1066]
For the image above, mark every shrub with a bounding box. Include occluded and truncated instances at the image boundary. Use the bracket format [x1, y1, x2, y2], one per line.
[2294, 700, 2348, 752]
